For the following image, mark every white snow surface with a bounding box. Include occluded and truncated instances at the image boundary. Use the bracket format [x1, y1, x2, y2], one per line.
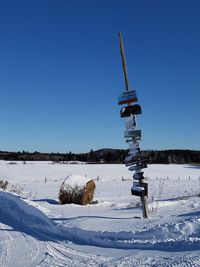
[0, 161, 200, 266]
[62, 174, 92, 188]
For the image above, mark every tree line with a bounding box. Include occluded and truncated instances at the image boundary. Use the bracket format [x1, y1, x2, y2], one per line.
[0, 149, 199, 164]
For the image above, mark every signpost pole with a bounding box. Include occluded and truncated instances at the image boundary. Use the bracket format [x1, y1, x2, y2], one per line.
[139, 178, 148, 218]
[118, 32, 148, 218]
[118, 32, 130, 92]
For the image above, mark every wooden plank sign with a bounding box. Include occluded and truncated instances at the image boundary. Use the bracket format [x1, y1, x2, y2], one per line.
[125, 154, 137, 163]
[131, 182, 148, 197]
[126, 158, 148, 167]
[124, 129, 141, 139]
[126, 157, 148, 167]
[124, 130, 134, 138]
[128, 163, 148, 171]
[120, 104, 142, 118]
[133, 130, 142, 140]
[131, 185, 145, 197]
[133, 171, 144, 180]
[129, 142, 139, 150]
[128, 148, 140, 156]
[125, 155, 143, 165]
[118, 90, 138, 105]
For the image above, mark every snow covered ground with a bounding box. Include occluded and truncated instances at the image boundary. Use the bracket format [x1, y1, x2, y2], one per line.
[0, 161, 200, 266]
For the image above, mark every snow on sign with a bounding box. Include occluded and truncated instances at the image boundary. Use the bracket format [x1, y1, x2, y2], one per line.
[120, 104, 142, 118]
[118, 90, 138, 105]
[124, 116, 136, 129]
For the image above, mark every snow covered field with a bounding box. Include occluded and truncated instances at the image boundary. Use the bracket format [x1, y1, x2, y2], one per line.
[0, 161, 200, 266]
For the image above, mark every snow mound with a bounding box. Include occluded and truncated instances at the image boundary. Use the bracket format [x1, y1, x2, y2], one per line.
[0, 191, 58, 235]
[62, 174, 93, 188]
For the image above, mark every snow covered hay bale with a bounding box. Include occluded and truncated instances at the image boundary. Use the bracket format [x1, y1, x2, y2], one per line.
[59, 174, 95, 205]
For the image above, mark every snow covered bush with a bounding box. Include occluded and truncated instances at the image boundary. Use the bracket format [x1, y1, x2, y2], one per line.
[59, 174, 95, 205]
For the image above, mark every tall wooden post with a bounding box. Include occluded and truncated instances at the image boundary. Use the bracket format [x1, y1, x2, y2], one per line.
[118, 32, 130, 92]
[118, 32, 148, 218]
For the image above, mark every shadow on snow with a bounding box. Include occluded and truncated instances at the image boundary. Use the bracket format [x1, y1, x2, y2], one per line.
[0, 191, 200, 252]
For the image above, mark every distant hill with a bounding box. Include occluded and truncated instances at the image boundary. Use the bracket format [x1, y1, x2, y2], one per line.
[0, 149, 199, 164]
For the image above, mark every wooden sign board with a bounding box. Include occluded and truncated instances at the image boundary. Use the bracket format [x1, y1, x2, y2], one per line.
[133, 171, 144, 180]
[128, 163, 148, 171]
[125, 155, 142, 166]
[127, 158, 148, 166]
[128, 148, 140, 156]
[125, 154, 143, 165]
[124, 129, 142, 139]
[131, 182, 148, 197]
[129, 142, 139, 150]
[133, 130, 142, 139]
[131, 185, 144, 197]
[118, 90, 138, 105]
[126, 158, 148, 167]
[125, 139, 134, 144]
[125, 154, 136, 163]
[120, 104, 142, 118]
[124, 130, 134, 138]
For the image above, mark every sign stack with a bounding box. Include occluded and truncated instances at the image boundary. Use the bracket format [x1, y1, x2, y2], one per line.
[118, 33, 148, 218]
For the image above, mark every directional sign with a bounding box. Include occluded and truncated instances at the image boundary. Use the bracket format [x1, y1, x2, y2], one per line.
[124, 129, 142, 139]
[118, 90, 138, 105]
[126, 158, 148, 167]
[124, 116, 136, 129]
[128, 163, 148, 171]
[124, 130, 134, 138]
[133, 130, 142, 140]
[131, 185, 145, 197]
[129, 142, 139, 150]
[126, 159, 148, 167]
[125, 154, 142, 164]
[126, 157, 147, 165]
[125, 155, 142, 166]
[133, 171, 144, 180]
[120, 104, 142, 118]
[131, 182, 148, 197]
[125, 139, 134, 144]
[125, 154, 135, 163]
[128, 148, 140, 156]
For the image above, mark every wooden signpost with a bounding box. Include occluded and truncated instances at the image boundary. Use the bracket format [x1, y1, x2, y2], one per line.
[118, 32, 148, 218]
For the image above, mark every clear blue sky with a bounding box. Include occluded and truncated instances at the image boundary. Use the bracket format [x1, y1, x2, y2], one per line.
[0, 0, 199, 153]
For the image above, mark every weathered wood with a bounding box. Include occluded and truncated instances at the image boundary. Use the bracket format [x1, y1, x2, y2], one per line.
[139, 178, 148, 218]
[118, 32, 130, 91]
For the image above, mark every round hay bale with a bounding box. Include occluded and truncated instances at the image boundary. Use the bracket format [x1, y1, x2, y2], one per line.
[59, 174, 95, 205]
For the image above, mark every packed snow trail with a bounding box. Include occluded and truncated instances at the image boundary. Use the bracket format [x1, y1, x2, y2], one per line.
[0, 190, 200, 266]
[1, 191, 200, 251]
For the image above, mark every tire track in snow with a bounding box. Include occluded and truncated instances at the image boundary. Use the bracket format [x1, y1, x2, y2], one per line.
[0, 223, 12, 266]
[0, 223, 46, 267]
[104, 254, 200, 267]
[1, 191, 200, 266]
